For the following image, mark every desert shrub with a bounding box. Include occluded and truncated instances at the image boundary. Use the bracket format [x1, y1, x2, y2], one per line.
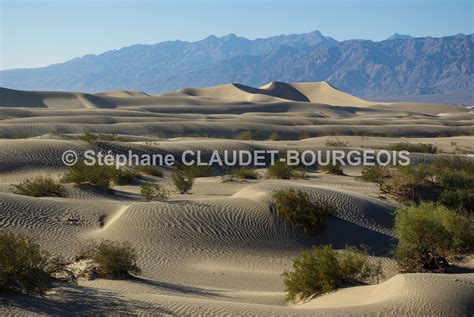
[394, 203, 473, 272]
[325, 139, 349, 147]
[387, 142, 437, 154]
[78, 129, 99, 143]
[232, 167, 259, 179]
[272, 189, 333, 235]
[359, 166, 393, 191]
[267, 161, 295, 179]
[360, 157, 474, 209]
[135, 165, 163, 177]
[297, 132, 311, 140]
[439, 189, 474, 215]
[62, 162, 139, 188]
[140, 183, 168, 201]
[111, 169, 140, 185]
[269, 132, 281, 141]
[12, 176, 66, 197]
[282, 245, 383, 302]
[383, 165, 437, 203]
[62, 162, 115, 188]
[172, 171, 194, 194]
[0, 230, 71, 295]
[235, 130, 264, 140]
[82, 240, 141, 279]
[12, 131, 30, 139]
[97, 134, 131, 142]
[293, 165, 309, 179]
[319, 162, 344, 175]
[183, 164, 212, 178]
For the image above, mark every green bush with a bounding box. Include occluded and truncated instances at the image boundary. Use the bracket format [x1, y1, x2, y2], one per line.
[0, 230, 71, 295]
[12, 131, 30, 139]
[83, 240, 141, 279]
[359, 166, 393, 191]
[267, 161, 295, 179]
[269, 132, 281, 141]
[383, 165, 437, 203]
[439, 189, 474, 215]
[282, 245, 383, 302]
[235, 130, 264, 140]
[387, 142, 437, 154]
[394, 203, 473, 272]
[297, 132, 311, 140]
[135, 165, 163, 177]
[78, 130, 131, 143]
[319, 162, 344, 175]
[78, 129, 99, 143]
[62, 162, 139, 188]
[183, 164, 212, 178]
[12, 176, 66, 197]
[272, 189, 332, 235]
[111, 169, 140, 185]
[232, 167, 259, 179]
[172, 171, 194, 194]
[359, 158, 474, 211]
[325, 139, 349, 147]
[62, 162, 115, 188]
[140, 183, 168, 201]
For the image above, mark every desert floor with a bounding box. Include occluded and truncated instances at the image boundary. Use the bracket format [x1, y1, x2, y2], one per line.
[0, 82, 473, 316]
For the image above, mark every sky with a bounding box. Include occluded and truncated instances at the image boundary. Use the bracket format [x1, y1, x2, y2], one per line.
[1, 0, 473, 70]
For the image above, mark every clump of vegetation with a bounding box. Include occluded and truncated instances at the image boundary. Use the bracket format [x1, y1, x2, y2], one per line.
[319, 162, 344, 175]
[269, 132, 281, 141]
[135, 165, 163, 177]
[112, 169, 140, 185]
[359, 157, 474, 215]
[79, 240, 141, 280]
[12, 131, 31, 139]
[294, 166, 310, 179]
[387, 142, 438, 154]
[11, 176, 66, 197]
[282, 245, 383, 302]
[232, 167, 259, 179]
[78, 130, 132, 143]
[0, 230, 72, 295]
[78, 129, 99, 143]
[140, 183, 168, 201]
[394, 203, 473, 272]
[325, 139, 349, 147]
[297, 132, 311, 140]
[272, 189, 333, 235]
[183, 164, 212, 178]
[62, 162, 140, 188]
[62, 162, 115, 187]
[235, 130, 264, 140]
[172, 171, 194, 194]
[359, 165, 393, 191]
[267, 161, 295, 179]
[96, 134, 131, 142]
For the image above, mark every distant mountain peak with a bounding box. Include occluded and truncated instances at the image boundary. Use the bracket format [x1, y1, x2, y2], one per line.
[386, 33, 414, 40]
[0, 32, 471, 99]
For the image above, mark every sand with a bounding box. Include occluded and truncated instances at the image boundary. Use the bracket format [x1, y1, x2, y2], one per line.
[0, 81, 473, 315]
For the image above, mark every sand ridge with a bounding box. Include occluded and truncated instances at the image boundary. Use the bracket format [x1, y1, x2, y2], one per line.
[0, 83, 473, 315]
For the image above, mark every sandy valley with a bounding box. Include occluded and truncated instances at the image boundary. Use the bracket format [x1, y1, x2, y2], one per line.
[0, 81, 473, 316]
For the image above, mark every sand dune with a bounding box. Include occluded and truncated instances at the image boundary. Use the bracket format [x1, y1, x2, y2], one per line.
[0, 83, 473, 315]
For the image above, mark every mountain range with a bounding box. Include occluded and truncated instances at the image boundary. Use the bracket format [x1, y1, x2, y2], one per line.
[0, 31, 472, 100]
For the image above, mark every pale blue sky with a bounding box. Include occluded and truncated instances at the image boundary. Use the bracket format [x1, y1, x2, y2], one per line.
[1, 0, 473, 70]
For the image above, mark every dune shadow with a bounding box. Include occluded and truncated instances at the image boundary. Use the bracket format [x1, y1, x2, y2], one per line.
[0, 282, 173, 315]
[129, 276, 226, 298]
[293, 216, 396, 256]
